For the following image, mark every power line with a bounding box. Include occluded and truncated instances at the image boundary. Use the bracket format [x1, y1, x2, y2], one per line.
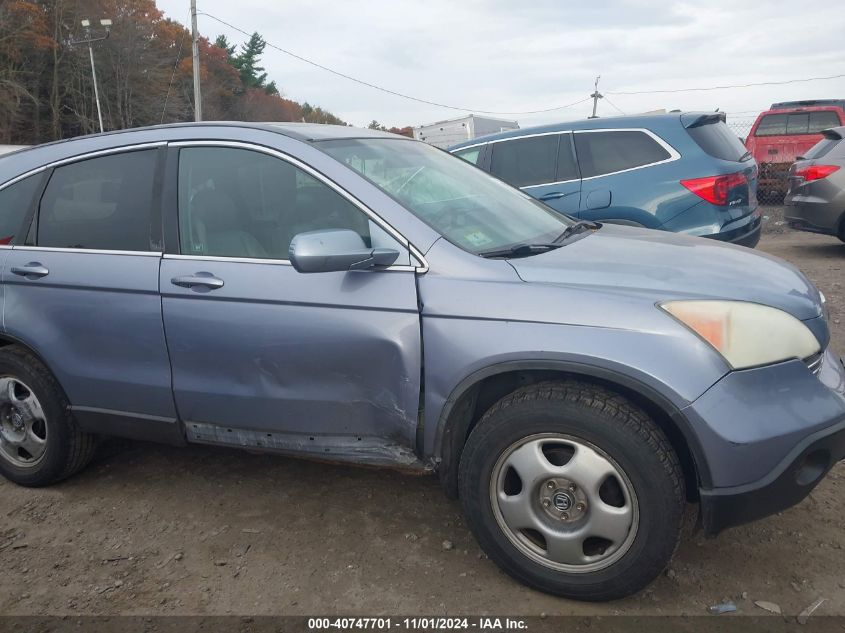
[603, 95, 626, 115]
[198, 11, 591, 116]
[607, 73, 845, 95]
[196, 12, 845, 116]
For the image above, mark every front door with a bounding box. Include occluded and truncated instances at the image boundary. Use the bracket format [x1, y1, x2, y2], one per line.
[160, 144, 422, 462]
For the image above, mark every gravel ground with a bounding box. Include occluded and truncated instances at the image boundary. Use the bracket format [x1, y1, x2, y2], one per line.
[0, 210, 843, 617]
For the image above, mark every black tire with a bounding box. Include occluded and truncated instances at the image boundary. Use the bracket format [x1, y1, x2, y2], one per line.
[0, 346, 97, 486]
[458, 380, 684, 601]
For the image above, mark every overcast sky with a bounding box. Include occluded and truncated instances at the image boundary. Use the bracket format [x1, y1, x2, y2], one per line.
[155, 0, 845, 130]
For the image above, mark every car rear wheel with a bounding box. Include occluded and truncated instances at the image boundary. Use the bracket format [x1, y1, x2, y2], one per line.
[0, 346, 97, 487]
[458, 380, 685, 601]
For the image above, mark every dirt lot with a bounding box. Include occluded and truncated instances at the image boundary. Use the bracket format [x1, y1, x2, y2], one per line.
[0, 210, 843, 617]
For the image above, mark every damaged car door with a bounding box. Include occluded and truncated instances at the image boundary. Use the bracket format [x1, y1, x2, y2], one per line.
[160, 143, 422, 463]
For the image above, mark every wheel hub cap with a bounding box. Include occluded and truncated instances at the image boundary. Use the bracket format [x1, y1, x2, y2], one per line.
[490, 433, 639, 574]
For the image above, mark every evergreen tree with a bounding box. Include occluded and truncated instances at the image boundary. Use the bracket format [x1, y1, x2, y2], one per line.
[233, 32, 268, 90]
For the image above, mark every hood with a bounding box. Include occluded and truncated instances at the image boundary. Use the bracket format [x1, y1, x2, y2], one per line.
[508, 225, 822, 321]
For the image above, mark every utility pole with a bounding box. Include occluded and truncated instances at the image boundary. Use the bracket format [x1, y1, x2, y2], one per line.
[191, 0, 203, 122]
[70, 19, 112, 133]
[589, 75, 603, 119]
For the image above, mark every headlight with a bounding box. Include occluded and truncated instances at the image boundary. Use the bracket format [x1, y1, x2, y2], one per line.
[660, 300, 820, 370]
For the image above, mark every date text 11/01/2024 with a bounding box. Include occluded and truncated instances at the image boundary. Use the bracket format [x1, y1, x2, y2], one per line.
[307, 618, 528, 631]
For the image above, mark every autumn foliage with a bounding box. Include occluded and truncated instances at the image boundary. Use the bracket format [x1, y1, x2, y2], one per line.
[0, 0, 354, 144]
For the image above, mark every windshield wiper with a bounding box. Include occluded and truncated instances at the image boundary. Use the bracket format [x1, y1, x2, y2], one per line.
[552, 220, 601, 244]
[479, 243, 561, 259]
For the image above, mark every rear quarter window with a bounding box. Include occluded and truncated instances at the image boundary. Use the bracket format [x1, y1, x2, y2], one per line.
[687, 121, 750, 162]
[574, 130, 671, 178]
[0, 174, 42, 245]
[453, 146, 482, 165]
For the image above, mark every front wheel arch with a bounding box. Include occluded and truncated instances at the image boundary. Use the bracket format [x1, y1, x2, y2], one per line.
[434, 362, 708, 500]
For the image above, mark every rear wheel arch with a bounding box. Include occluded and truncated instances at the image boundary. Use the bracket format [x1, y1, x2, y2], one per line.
[434, 361, 709, 500]
[0, 335, 63, 392]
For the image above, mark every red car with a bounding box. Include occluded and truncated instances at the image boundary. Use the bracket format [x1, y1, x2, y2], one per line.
[744, 100, 845, 201]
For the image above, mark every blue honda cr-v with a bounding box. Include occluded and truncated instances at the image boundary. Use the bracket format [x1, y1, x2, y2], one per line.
[450, 112, 761, 247]
[0, 122, 839, 603]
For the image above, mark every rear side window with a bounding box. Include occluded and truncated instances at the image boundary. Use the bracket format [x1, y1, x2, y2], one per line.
[37, 150, 157, 251]
[755, 111, 842, 136]
[0, 174, 41, 245]
[574, 131, 671, 178]
[453, 147, 481, 165]
[687, 121, 749, 161]
[490, 135, 558, 187]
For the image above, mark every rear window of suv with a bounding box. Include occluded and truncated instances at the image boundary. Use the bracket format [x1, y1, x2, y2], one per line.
[687, 121, 750, 162]
[755, 111, 841, 136]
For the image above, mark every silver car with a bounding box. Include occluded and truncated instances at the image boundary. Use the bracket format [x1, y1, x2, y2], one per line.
[785, 126, 845, 241]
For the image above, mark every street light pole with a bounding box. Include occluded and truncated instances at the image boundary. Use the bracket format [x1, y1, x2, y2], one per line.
[87, 39, 104, 133]
[71, 19, 112, 133]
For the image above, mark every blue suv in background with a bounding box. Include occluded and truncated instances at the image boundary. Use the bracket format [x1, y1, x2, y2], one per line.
[450, 112, 762, 247]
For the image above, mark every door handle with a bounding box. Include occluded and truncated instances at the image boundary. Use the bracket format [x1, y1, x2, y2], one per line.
[539, 191, 575, 201]
[171, 272, 224, 290]
[10, 263, 49, 279]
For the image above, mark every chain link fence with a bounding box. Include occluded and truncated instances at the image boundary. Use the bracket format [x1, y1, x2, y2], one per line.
[725, 117, 756, 143]
[726, 115, 787, 204]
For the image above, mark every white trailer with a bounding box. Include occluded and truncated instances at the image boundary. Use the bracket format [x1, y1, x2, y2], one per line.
[413, 115, 518, 149]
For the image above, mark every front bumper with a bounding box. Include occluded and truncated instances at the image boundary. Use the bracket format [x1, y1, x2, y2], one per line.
[700, 417, 845, 535]
[687, 349, 845, 535]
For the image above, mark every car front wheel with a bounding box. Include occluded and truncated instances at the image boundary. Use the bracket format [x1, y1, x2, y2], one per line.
[458, 380, 685, 601]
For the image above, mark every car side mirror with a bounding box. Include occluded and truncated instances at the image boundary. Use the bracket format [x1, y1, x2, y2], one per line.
[289, 229, 400, 273]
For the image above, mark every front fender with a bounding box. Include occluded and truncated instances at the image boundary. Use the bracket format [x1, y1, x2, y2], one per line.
[421, 315, 729, 485]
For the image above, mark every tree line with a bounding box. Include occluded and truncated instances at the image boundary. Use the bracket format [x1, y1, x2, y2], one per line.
[0, 0, 412, 145]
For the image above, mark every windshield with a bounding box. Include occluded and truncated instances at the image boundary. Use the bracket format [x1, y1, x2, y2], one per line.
[319, 138, 571, 254]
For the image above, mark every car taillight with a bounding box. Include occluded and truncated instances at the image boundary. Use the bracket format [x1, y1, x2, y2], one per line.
[794, 165, 840, 182]
[680, 172, 748, 206]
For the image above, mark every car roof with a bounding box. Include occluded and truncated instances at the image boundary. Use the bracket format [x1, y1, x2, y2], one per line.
[0, 122, 410, 183]
[449, 112, 691, 150]
[9, 121, 404, 152]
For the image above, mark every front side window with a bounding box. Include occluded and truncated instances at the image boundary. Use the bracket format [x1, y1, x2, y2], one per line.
[574, 131, 671, 178]
[490, 135, 558, 187]
[177, 147, 407, 262]
[37, 150, 157, 251]
[0, 174, 41, 245]
[320, 138, 571, 255]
